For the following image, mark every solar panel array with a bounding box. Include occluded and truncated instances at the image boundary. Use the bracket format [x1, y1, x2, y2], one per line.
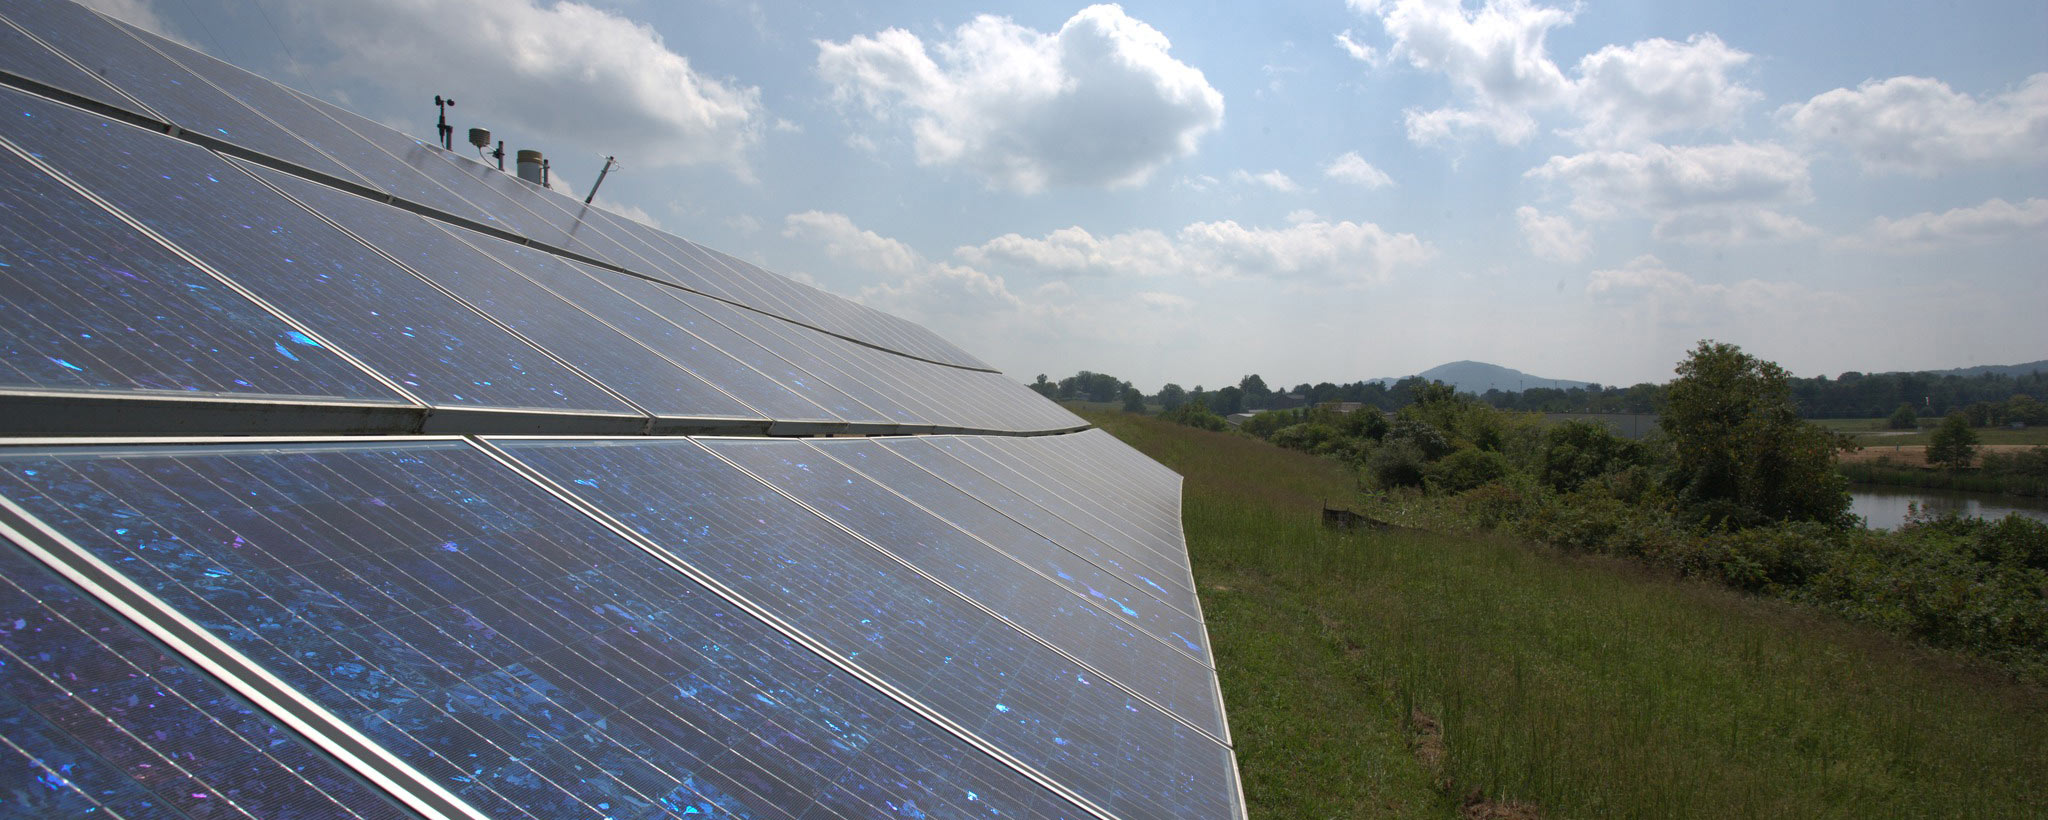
[0, 1, 1240, 817]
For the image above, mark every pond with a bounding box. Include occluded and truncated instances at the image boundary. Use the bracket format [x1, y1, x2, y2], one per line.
[1849, 485, 2048, 529]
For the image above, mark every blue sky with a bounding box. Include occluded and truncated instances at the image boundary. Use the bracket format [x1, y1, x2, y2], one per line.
[89, 0, 2047, 391]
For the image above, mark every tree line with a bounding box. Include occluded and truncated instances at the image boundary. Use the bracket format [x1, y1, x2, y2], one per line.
[1032, 363, 2048, 422]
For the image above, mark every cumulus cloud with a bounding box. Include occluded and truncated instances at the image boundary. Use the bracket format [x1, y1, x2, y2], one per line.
[1341, 1, 1759, 147]
[1324, 151, 1395, 188]
[815, 4, 1224, 191]
[781, 211, 919, 276]
[1780, 73, 2048, 175]
[1565, 34, 1759, 147]
[1232, 169, 1300, 192]
[1527, 141, 1816, 244]
[1843, 197, 2048, 252]
[1514, 206, 1588, 262]
[959, 217, 1433, 287]
[296, 0, 764, 174]
[1588, 254, 1829, 325]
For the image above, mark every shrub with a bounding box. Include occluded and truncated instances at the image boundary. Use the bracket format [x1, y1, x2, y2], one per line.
[1160, 400, 1228, 431]
[1425, 447, 1510, 495]
[1365, 440, 1429, 489]
[1538, 419, 1646, 494]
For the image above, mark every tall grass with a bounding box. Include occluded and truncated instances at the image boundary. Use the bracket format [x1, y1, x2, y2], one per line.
[1084, 409, 2048, 819]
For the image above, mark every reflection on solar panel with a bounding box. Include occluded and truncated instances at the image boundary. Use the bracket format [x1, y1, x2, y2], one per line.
[0, 1, 1237, 817]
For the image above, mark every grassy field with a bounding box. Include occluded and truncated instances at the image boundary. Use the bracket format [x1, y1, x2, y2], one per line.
[1080, 407, 2048, 819]
[1817, 417, 2048, 447]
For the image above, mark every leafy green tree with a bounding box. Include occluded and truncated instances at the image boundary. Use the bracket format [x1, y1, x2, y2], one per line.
[1425, 447, 1510, 494]
[1156, 383, 1187, 411]
[1888, 403, 1918, 430]
[1660, 341, 1852, 528]
[1539, 419, 1646, 494]
[1160, 399, 1228, 431]
[1029, 374, 1056, 399]
[1211, 386, 1245, 415]
[1364, 440, 1428, 489]
[1238, 374, 1272, 409]
[1120, 386, 1146, 413]
[1927, 412, 1980, 470]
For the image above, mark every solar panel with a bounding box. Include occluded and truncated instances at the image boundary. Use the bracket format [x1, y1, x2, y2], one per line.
[0, 440, 1093, 819]
[813, 438, 1212, 663]
[0, 11, 142, 114]
[0, 522, 410, 820]
[0, 4, 1240, 816]
[0, 93, 646, 425]
[780, 438, 1227, 736]
[0, 0, 362, 183]
[0, 136, 403, 409]
[246, 164, 767, 428]
[500, 438, 1242, 819]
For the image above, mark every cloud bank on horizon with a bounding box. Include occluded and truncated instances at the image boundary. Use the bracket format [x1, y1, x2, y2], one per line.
[82, 0, 2048, 389]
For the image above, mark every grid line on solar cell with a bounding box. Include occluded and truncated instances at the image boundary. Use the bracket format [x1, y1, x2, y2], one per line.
[0, 94, 643, 417]
[453, 240, 840, 426]
[809, 438, 1212, 667]
[241, 161, 777, 427]
[499, 438, 1242, 820]
[878, 436, 1202, 623]
[0, 528, 412, 820]
[0, 11, 150, 117]
[0, 440, 1074, 819]
[1002, 436, 1188, 560]
[964, 436, 1196, 582]
[705, 439, 1228, 741]
[0, 137, 405, 406]
[675, 291, 922, 426]
[917, 436, 1203, 616]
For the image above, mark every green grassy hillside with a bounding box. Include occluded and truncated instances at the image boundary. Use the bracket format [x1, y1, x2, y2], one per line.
[1081, 408, 2048, 818]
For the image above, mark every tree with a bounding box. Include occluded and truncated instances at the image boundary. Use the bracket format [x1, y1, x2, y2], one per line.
[1888, 403, 1918, 430]
[1660, 341, 1851, 528]
[1120, 386, 1146, 413]
[1238, 374, 1272, 409]
[1211, 385, 1245, 415]
[1927, 413, 1980, 470]
[1156, 383, 1187, 411]
[1029, 374, 1056, 399]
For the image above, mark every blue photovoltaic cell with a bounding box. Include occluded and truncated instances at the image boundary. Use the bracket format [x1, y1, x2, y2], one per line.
[677, 292, 926, 426]
[810, 438, 1211, 665]
[502, 438, 1242, 820]
[277, 88, 504, 228]
[247, 165, 763, 423]
[741, 438, 1226, 738]
[979, 436, 1190, 573]
[0, 0, 360, 183]
[0, 13, 141, 114]
[0, 93, 637, 415]
[964, 437, 1195, 581]
[875, 437, 1203, 628]
[1003, 435, 1184, 544]
[908, 436, 1203, 618]
[0, 531, 408, 820]
[602, 275, 888, 425]
[456, 240, 838, 424]
[0, 440, 1078, 820]
[0, 142, 400, 403]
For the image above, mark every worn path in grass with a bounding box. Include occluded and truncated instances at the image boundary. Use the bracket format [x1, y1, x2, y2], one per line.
[1082, 408, 2048, 819]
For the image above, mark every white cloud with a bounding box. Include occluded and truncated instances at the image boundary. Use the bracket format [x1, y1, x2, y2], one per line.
[1232, 169, 1300, 192]
[1780, 73, 2048, 175]
[1844, 197, 2048, 252]
[815, 5, 1224, 192]
[77, 0, 201, 49]
[781, 211, 920, 276]
[1565, 34, 1759, 147]
[1587, 254, 1830, 325]
[1134, 290, 1193, 310]
[1324, 151, 1395, 188]
[1343, 0, 1576, 144]
[960, 217, 1433, 287]
[1514, 206, 1588, 262]
[298, 0, 764, 174]
[1526, 141, 1816, 245]
[1342, 2, 1759, 148]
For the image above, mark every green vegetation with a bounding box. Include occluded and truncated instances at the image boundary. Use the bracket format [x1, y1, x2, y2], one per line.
[1929, 412, 1982, 469]
[1844, 447, 2048, 498]
[1082, 407, 2048, 818]
[1888, 402, 1919, 430]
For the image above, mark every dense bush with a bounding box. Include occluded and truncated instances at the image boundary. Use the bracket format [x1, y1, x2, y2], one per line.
[1159, 399, 1228, 431]
[1425, 447, 1510, 494]
[1365, 440, 1429, 489]
[1538, 419, 1646, 494]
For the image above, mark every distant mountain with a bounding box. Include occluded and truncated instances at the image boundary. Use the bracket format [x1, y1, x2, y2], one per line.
[1372, 361, 1593, 395]
[1916, 360, 2048, 379]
